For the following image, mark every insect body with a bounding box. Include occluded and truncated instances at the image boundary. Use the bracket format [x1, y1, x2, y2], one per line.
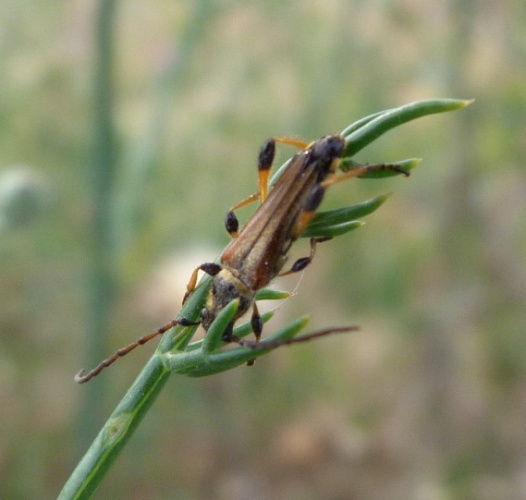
[75, 134, 405, 383]
[191, 135, 347, 342]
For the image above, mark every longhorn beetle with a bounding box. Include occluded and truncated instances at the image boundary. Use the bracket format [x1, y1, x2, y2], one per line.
[75, 134, 407, 383]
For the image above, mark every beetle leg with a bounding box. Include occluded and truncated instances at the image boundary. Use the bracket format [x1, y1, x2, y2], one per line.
[224, 139, 276, 238]
[279, 237, 330, 277]
[74, 316, 200, 383]
[224, 137, 311, 238]
[250, 302, 263, 342]
[183, 262, 222, 304]
[323, 161, 409, 189]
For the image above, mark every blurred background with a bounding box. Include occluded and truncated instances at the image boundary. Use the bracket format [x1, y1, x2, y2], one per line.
[1, 1, 525, 498]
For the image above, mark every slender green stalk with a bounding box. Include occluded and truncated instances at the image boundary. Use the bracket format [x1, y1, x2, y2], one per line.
[79, 0, 118, 446]
[61, 99, 472, 499]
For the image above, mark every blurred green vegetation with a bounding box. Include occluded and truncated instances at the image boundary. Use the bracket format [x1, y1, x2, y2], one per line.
[1, 1, 525, 499]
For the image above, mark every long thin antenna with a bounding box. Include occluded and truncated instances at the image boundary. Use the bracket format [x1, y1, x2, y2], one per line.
[75, 317, 199, 383]
[237, 325, 360, 349]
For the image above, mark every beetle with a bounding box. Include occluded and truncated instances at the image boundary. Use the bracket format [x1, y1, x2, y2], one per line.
[75, 134, 406, 383]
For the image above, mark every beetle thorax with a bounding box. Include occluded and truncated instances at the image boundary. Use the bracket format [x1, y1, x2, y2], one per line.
[200, 268, 255, 331]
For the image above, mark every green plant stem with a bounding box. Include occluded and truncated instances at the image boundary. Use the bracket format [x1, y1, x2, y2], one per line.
[79, 0, 118, 447]
[61, 357, 170, 500]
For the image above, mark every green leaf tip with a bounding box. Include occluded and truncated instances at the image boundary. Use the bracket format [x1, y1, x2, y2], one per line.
[255, 288, 291, 301]
[343, 98, 474, 157]
[450, 98, 475, 108]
